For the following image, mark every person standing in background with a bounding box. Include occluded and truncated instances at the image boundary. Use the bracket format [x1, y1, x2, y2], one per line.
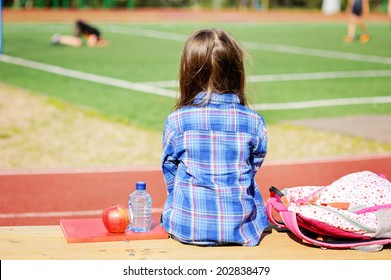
[343, 0, 371, 43]
[388, 0, 391, 23]
[240, 0, 262, 10]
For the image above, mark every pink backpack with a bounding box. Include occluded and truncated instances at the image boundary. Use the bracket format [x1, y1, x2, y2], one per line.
[266, 171, 391, 251]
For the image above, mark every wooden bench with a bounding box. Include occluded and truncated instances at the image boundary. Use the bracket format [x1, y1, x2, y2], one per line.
[1, 155, 390, 259]
[1, 224, 390, 260]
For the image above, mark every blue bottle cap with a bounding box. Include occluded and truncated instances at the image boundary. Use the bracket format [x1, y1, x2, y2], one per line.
[136, 181, 146, 190]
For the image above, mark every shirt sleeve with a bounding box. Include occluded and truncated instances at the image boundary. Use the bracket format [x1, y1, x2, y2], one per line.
[161, 120, 178, 193]
[252, 117, 268, 176]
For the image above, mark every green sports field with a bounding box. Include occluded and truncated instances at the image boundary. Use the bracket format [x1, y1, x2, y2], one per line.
[1, 21, 391, 132]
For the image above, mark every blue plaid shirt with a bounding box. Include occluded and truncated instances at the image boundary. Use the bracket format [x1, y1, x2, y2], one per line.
[161, 92, 268, 246]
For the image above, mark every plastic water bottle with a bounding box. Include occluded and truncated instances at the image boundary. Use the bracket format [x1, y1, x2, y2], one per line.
[128, 181, 152, 232]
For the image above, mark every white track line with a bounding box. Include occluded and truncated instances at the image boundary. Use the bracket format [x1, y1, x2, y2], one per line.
[253, 96, 391, 111]
[0, 54, 177, 98]
[0, 208, 164, 219]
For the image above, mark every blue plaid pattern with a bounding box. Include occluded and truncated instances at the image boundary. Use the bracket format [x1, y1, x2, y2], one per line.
[161, 92, 268, 246]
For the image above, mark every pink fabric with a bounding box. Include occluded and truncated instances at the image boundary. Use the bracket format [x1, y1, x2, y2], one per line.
[280, 211, 391, 249]
[283, 171, 391, 237]
[266, 171, 391, 249]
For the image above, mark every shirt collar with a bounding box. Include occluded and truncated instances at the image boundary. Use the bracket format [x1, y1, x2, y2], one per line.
[193, 92, 241, 105]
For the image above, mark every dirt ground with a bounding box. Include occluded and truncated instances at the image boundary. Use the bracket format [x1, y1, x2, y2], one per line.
[1, 9, 390, 169]
[1, 83, 389, 169]
[0, 83, 163, 169]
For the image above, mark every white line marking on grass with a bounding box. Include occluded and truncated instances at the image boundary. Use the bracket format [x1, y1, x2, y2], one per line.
[243, 41, 391, 65]
[144, 70, 391, 88]
[113, 27, 391, 65]
[247, 69, 391, 83]
[0, 208, 164, 219]
[253, 96, 391, 111]
[1, 54, 390, 111]
[110, 27, 187, 42]
[143, 80, 178, 88]
[0, 54, 177, 98]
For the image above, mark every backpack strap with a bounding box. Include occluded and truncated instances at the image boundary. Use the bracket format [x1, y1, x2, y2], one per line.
[279, 207, 391, 250]
[266, 186, 290, 228]
[266, 196, 287, 228]
[269, 186, 290, 206]
[320, 202, 350, 210]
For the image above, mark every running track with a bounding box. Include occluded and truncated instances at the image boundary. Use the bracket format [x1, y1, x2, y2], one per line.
[0, 155, 390, 226]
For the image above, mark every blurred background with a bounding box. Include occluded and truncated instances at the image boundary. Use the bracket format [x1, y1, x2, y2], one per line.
[2, 0, 390, 12]
[3, 0, 387, 12]
[0, 0, 390, 170]
[0, 0, 390, 227]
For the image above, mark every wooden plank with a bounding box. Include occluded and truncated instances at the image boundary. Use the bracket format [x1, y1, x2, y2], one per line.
[0, 226, 390, 260]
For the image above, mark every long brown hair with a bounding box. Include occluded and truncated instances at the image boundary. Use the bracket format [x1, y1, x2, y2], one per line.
[175, 28, 248, 110]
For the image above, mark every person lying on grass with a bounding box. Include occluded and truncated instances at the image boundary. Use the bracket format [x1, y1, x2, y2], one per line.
[51, 20, 109, 48]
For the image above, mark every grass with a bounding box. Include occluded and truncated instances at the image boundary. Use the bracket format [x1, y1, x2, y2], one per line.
[1, 82, 389, 169]
[1, 22, 391, 132]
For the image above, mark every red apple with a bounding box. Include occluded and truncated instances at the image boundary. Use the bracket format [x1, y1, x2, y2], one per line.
[102, 204, 130, 233]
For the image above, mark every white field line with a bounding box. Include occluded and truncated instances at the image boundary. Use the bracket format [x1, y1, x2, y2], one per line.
[143, 69, 391, 88]
[1, 54, 390, 110]
[6, 24, 391, 65]
[243, 41, 391, 65]
[253, 96, 391, 111]
[0, 54, 177, 98]
[2, 24, 391, 112]
[0, 208, 164, 219]
[112, 27, 187, 42]
[110, 27, 391, 65]
[247, 69, 391, 83]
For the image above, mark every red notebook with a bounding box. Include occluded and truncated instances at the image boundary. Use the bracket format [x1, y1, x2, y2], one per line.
[60, 218, 168, 243]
